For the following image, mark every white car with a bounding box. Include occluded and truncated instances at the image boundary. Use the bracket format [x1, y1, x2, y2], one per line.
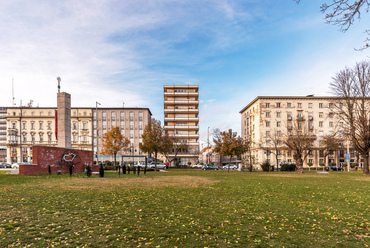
[11, 163, 28, 169]
[191, 164, 203, 168]
[222, 164, 238, 170]
[149, 162, 167, 169]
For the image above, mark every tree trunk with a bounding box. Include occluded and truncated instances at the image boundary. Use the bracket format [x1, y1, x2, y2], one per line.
[228, 157, 231, 173]
[363, 154, 369, 175]
[296, 157, 304, 173]
[154, 151, 158, 172]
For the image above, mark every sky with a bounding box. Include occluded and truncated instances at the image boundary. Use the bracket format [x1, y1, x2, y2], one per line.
[1, 0, 369, 147]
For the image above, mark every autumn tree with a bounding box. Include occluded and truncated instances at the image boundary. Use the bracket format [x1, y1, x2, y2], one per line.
[330, 60, 370, 175]
[213, 129, 250, 172]
[296, 0, 370, 50]
[139, 118, 166, 171]
[283, 123, 317, 173]
[161, 135, 188, 167]
[101, 126, 130, 173]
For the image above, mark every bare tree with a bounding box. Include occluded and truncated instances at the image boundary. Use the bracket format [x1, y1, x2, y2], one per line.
[330, 60, 370, 175]
[296, 0, 370, 50]
[260, 129, 285, 171]
[283, 123, 317, 173]
[319, 132, 344, 167]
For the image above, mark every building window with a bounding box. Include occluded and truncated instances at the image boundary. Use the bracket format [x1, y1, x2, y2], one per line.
[266, 121, 270, 127]
[329, 122, 333, 127]
[47, 122, 51, 130]
[120, 112, 124, 120]
[266, 131, 270, 136]
[277, 131, 281, 136]
[319, 112, 323, 118]
[102, 121, 107, 129]
[329, 103, 333, 108]
[130, 130, 134, 138]
[319, 122, 323, 127]
[31, 134, 35, 142]
[112, 121, 116, 127]
[23, 135, 27, 142]
[31, 122, 34, 130]
[298, 122, 302, 129]
[48, 134, 52, 142]
[12, 148, 16, 154]
[277, 121, 281, 127]
[276, 103, 280, 108]
[120, 121, 124, 128]
[73, 123, 77, 130]
[297, 103, 302, 108]
[139, 121, 143, 129]
[102, 112, 106, 121]
[111, 112, 116, 121]
[130, 121, 134, 129]
[83, 135, 87, 142]
[266, 112, 270, 117]
[129, 112, 134, 121]
[39, 122, 43, 130]
[339, 103, 343, 108]
[40, 112, 44, 116]
[319, 103, 323, 108]
[139, 130, 143, 138]
[308, 103, 312, 108]
[340, 122, 343, 127]
[266, 103, 270, 108]
[329, 113, 333, 118]
[83, 112, 87, 116]
[39, 134, 43, 142]
[22, 122, 26, 129]
[23, 147, 27, 154]
[276, 112, 281, 118]
[83, 122, 87, 129]
[139, 112, 143, 121]
[48, 111, 52, 116]
[287, 103, 291, 108]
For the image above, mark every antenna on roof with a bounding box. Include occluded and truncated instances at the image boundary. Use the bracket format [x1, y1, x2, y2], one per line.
[12, 78, 15, 106]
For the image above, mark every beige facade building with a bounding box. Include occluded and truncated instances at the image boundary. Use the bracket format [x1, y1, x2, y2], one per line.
[6, 107, 92, 163]
[240, 96, 360, 168]
[164, 85, 199, 165]
[93, 108, 151, 164]
[6, 107, 151, 164]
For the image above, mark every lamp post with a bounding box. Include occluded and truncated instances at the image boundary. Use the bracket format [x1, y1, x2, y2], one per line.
[95, 101, 101, 164]
[207, 127, 210, 164]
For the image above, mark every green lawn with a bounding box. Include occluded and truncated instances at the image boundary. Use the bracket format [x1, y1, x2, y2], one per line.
[1, 170, 369, 247]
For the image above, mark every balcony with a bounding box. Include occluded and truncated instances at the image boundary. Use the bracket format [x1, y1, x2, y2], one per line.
[164, 109, 199, 114]
[164, 92, 199, 96]
[169, 134, 199, 138]
[297, 116, 305, 121]
[7, 140, 18, 145]
[308, 116, 313, 121]
[287, 126, 292, 130]
[287, 116, 292, 121]
[165, 125, 199, 130]
[164, 100, 199, 107]
[164, 117, 199, 122]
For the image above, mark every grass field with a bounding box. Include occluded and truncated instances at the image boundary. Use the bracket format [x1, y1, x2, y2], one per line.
[1, 170, 370, 247]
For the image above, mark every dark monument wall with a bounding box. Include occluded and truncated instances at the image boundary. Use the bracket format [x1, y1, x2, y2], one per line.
[19, 146, 98, 175]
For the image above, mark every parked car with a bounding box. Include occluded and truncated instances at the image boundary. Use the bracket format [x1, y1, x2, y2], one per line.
[222, 164, 238, 170]
[149, 162, 167, 169]
[4, 163, 11, 168]
[202, 164, 219, 170]
[11, 163, 29, 169]
[0, 163, 6, 168]
[191, 164, 203, 168]
[326, 166, 344, 171]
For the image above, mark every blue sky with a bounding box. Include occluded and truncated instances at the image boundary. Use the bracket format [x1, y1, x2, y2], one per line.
[0, 0, 369, 146]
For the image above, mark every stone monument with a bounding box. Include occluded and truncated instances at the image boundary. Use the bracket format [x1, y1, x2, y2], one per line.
[56, 77, 71, 148]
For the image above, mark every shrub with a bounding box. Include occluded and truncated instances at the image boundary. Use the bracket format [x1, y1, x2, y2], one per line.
[329, 162, 336, 166]
[307, 162, 313, 167]
[350, 163, 358, 168]
[260, 161, 271, 172]
[319, 163, 325, 167]
[187, 162, 191, 166]
[280, 163, 296, 171]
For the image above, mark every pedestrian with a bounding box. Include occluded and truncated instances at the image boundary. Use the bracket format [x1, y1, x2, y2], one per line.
[166, 161, 169, 170]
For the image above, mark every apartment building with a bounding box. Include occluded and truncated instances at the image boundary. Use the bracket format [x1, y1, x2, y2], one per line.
[93, 108, 151, 164]
[5, 107, 151, 164]
[240, 96, 360, 168]
[164, 85, 199, 165]
[0, 107, 7, 162]
[6, 107, 93, 163]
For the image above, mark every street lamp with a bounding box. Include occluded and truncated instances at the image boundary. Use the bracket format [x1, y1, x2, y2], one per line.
[96, 101, 101, 164]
